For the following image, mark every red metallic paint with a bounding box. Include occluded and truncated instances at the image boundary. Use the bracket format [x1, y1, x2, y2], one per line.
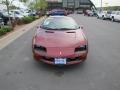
[32, 21, 88, 65]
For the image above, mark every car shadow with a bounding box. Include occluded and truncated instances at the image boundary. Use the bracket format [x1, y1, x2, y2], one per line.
[32, 58, 87, 77]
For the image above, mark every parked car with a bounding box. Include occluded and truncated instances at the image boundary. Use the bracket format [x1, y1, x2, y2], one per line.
[29, 11, 37, 16]
[76, 10, 83, 14]
[110, 11, 120, 22]
[32, 16, 88, 65]
[47, 9, 67, 16]
[67, 10, 73, 15]
[85, 10, 94, 16]
[97, 11, 112, 20]
[20, 10, 30, 16]
[10, 10, 24, 19]
[0, 11, 9, 25]
[0, 17, 4, 28]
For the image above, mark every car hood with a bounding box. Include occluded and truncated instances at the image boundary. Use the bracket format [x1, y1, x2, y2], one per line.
[35, 28, 85, 48]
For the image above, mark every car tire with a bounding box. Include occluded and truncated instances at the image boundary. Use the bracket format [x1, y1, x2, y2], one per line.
[97, 16, 99, 19]
[111, 17, 115, 22]
[102, 16, 105, 20]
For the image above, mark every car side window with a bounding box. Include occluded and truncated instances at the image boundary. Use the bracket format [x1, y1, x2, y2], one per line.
[0, 13, 3, 17]
[15, 11, 19, 14]
[118, 12, 120, 15]
[116, 12, 119, 15]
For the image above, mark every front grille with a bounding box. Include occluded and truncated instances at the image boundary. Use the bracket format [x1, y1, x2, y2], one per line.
[34, 45, 46, 52]
[67, 57, 81, 61]
[42, 56, 54, 61]
[41, 56, 81, 62]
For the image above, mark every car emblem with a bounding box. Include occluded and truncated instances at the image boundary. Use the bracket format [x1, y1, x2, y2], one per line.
[60, 51, 62, 55]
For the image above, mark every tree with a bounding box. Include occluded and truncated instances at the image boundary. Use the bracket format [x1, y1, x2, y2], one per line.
[29, 0, 47, 10]
[19, 0, 28, 3]
[2, 0, 16, 27]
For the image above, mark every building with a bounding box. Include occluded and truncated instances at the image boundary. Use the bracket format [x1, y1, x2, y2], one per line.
[46, 0, 96, 10]
[46, 0, 63, 10]
[63, 0, 96, 10]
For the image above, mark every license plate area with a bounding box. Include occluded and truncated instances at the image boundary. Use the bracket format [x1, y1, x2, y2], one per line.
[55, 58, 67, 65]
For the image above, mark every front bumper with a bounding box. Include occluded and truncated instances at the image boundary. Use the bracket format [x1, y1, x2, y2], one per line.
[33, 50, 87, 65]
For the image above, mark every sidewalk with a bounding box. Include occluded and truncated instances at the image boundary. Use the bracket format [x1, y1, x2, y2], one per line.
[0, 17, 45, 50]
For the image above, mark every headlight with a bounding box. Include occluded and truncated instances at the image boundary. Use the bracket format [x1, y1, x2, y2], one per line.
[34, 45, 46, 52]
[75, 45, 87, 52]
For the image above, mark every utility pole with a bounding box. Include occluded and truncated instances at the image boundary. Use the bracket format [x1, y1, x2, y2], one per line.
[101, 0, 102, 11]
[74, 0, 75, 13]
[6, 0, 11, 25]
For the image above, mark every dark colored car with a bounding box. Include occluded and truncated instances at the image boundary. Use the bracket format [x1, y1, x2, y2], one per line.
[32, 16, 88, 65]
[0, 17, 3, 28]
[47, 10, 67, 16]
[0, 12, 9, 25]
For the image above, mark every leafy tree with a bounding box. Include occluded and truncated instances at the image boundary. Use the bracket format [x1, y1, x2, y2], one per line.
[29, 0, 47, 10]
[19, 0, 28, 3]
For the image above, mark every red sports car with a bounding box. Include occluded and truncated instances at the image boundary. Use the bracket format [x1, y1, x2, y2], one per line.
[32, 16, 88, 65]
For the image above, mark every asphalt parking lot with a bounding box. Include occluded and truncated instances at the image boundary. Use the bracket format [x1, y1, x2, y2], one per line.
[0, 14, 120, 90]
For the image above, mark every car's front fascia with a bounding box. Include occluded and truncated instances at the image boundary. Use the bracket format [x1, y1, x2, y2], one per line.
[32, 29, 88, 65]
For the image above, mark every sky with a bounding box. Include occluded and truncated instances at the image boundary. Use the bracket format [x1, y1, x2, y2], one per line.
[91, 0, 120, 7]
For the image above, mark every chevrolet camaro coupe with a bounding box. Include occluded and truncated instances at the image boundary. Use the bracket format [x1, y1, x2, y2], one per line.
[32, 16, 88, 65]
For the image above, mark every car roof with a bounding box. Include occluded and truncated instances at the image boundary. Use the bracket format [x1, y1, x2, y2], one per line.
[48, 16, 72, 19]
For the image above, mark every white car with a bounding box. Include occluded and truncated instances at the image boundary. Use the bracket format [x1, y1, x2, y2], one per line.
[97, 11, 112, 20]
[10, 10, 24, 19]
[110, 11, 120, 22]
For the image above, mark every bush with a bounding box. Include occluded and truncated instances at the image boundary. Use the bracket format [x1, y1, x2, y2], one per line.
[35, 16, 40, 19]
[3, 26, 13, 32]
[0, 26, 13, 36]
[16, 18, 24, 25]
[22, 16, 34, 24]
[30, 16, 36, 21]
[0, 29, 7, 36]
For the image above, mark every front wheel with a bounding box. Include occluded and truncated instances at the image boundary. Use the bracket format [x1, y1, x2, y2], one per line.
[97, 16, 99, 19]
[102, 16, 105, 20]
[111, 17, 115, 22]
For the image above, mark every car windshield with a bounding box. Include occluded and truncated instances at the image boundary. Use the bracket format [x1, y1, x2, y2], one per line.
[55, 10, 64, 13]
[41, 17, 79, 30]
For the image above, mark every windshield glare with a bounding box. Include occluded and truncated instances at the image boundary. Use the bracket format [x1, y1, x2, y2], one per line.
[41, 17, 79, 30]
